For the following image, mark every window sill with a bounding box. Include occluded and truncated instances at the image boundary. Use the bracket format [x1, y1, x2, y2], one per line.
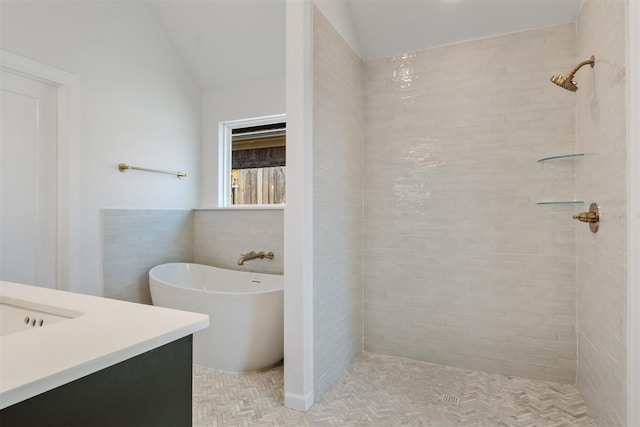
[194, 204, 285, 211]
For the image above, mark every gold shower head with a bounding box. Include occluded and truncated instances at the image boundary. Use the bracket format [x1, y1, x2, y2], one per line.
[550, 55, 595, 92]
[550, 73, 578, 92]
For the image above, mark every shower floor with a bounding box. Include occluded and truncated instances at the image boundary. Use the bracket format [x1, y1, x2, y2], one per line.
[192, 352, 595, 426]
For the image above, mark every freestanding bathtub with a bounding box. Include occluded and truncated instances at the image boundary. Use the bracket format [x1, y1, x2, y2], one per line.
[149, 263, 283, 372]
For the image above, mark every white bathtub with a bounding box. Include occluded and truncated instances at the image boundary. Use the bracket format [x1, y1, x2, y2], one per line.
[149, 263, 283, 372]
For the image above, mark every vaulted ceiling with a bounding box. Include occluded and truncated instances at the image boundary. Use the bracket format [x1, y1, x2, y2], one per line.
[146, 0, 285, 90]
[346, 0, 582, 60]
[148, 0, 581, 90]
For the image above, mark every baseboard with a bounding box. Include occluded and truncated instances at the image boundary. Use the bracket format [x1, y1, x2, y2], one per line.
[284, 391, 314, 411]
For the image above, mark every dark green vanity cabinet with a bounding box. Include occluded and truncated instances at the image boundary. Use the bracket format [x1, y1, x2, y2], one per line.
[0, 335, 193, 427]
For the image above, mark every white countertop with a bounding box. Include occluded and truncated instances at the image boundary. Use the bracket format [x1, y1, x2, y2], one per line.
[0, 281, 209, 409]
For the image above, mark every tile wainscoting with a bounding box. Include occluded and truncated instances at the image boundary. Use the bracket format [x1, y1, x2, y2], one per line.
[102, 209, 194, 304]
[103, 208, 284, 304]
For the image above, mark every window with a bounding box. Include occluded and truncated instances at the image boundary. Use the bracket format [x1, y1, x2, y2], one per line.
[219, 114, 286, 207]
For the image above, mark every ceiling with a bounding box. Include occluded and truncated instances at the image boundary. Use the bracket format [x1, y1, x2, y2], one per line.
[147, 0, 581, 89]
[147, 0, 285, 90]
[346, 0, 582, 60]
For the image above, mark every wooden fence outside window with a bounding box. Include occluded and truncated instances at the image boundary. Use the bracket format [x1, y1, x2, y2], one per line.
[231, 166, 286, 205]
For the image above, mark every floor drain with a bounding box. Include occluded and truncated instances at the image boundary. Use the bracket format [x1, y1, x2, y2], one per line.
[441, 394, 460, 405]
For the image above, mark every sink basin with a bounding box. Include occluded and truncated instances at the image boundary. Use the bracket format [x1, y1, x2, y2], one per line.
[0, 296, 83, 337]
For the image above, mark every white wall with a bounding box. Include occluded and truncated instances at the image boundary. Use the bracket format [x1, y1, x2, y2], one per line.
[627, 1, 640, 424]
[199, 77, 286, 207]
[284, 0, 315, 410]
[0, 1, 200, 295]
[576, 0, 628, 425]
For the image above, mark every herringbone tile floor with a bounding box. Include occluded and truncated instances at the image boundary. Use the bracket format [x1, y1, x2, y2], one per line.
[193, 352, 595, 427]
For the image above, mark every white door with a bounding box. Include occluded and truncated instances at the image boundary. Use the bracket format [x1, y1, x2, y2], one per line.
[0, 70, 58, 288]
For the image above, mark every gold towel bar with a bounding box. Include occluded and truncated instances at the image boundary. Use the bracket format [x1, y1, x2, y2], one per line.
[118, 163, 187, 179]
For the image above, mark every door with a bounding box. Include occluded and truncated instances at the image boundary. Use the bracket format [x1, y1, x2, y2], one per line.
[0, 70, 57, 288]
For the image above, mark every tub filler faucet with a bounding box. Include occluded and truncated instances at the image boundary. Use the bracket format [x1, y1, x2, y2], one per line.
[238, 251, 275, 265]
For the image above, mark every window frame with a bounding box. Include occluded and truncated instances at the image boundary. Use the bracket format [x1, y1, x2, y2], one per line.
[218, 113, 287, 207]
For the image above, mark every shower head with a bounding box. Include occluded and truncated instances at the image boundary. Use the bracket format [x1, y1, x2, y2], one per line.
[550, 55, 595, 92]
[550, 73, 578, 91]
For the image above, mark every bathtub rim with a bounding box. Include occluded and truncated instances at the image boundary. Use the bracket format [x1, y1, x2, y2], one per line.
[149, 262, 283, 296]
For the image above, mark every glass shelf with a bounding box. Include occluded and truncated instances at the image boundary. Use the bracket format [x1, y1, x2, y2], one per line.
[537, 153, 584, 163]
[536, 201, 585, 205]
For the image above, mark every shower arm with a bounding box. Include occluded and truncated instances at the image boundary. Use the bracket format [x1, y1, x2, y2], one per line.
[567, 56, 595, 76]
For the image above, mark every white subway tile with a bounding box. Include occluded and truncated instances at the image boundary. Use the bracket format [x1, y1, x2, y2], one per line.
[364, 19, 578, 382]
[313, 6, 364, 399]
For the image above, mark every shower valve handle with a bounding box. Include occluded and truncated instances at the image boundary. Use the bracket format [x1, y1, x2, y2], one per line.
[572, 212, 598, 223]
[572, 203, 600, 233]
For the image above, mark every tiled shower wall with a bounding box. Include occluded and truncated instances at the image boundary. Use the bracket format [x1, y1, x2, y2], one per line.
[363, 24, 579, 384]
[102, 209, 194, 304]
[576, 0, 627, 424]
[313, 7, 364, 399]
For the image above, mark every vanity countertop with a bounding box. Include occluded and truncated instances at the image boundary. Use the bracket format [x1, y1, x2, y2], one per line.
[0, 281, 209, 410]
